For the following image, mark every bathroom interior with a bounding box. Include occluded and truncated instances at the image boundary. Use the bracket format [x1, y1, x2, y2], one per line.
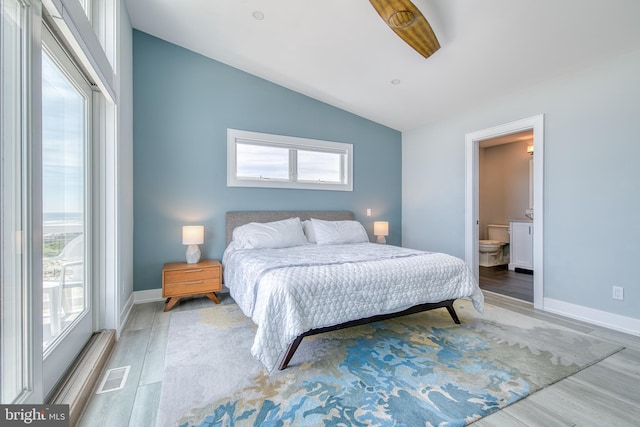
[478, 130, 534, 302]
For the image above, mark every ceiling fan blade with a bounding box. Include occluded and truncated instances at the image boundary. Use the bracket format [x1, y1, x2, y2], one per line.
[369, 0, 440, 59]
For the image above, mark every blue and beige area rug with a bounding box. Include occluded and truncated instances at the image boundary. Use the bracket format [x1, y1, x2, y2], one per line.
[156, 300, 622, 426]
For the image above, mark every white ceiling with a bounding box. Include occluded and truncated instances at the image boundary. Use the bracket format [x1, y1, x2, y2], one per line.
[125, 0, 640, 131]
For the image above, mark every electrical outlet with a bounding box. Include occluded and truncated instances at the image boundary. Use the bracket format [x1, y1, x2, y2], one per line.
[612, 286, 624, 301]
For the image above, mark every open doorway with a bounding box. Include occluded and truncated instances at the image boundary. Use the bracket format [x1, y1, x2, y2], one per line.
[465, 115, 544, 309]
[477, 131, 533, 301]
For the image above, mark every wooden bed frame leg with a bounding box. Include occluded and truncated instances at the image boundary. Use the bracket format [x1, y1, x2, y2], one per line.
[446, 303, 461, 324]
[279, 336, 304, 370]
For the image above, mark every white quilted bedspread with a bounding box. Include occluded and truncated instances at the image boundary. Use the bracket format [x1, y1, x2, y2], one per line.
[222, 242, 484, 372]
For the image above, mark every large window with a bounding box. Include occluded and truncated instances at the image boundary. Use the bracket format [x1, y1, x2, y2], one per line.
[39, 26, 95, 397]
[41, 44, 90, 351]
[1, 0, 118, 404]
[227, 129, 353, 191]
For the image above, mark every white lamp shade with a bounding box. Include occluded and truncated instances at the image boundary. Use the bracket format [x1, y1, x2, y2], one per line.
[373, 221, 389, 236]
[182, 226, 204, 245]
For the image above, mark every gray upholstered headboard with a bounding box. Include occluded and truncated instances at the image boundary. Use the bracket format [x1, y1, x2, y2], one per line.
[226, 210, 355, 245]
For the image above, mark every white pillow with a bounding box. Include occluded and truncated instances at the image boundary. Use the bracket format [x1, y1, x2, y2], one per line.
[310, 219, 369, 245]
[233, 217, 307, 249]
[302, 220, 317, 243]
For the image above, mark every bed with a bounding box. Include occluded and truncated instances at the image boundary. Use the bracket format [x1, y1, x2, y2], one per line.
[222, 210, 484, 373]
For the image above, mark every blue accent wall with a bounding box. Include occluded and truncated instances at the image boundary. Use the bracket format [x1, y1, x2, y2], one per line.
[133, 31, 401, 291]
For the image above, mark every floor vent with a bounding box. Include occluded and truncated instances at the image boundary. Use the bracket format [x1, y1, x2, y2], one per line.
[96, 366, 130, 394]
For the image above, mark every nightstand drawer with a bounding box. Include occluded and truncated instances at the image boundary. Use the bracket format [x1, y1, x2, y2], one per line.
[163, 278, 221, 297]
[161, 259, 222, 311]
[164, 266, 218, 284]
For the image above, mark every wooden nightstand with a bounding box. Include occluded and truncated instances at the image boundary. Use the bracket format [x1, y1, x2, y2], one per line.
[162, 259, 222, 312]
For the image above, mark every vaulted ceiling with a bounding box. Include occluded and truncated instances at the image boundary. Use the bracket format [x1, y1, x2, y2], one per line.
[125, 0, 640, 131]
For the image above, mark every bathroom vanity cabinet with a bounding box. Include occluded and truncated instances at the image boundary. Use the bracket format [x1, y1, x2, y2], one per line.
[509, 221, 533, 271]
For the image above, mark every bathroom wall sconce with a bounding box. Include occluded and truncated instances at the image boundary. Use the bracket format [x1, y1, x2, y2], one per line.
[374, 221, 389, 244]
[182, 225, 204, 264]
[527, 145, 534, 155]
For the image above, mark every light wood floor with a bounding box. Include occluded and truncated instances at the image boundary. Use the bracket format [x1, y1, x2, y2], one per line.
[78, 292, 640, 426]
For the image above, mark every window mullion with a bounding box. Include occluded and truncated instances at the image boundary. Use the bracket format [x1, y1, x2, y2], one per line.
[290, 149, 297, 182]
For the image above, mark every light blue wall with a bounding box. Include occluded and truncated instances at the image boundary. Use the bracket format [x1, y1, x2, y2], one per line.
[133, 31, 401, 291]
[403, 49, 640, 320]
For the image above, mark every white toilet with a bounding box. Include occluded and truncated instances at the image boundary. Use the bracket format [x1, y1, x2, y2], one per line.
[479, 224, 510, 267]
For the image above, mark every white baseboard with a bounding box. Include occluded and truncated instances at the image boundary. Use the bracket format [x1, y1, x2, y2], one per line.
[131, 290, 639, 336]
[544, 297, 640, 337]
[133, 288, 164, 304]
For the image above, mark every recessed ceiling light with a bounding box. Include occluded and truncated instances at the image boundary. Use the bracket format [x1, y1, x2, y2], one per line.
[253, 11, 265, 20]
[391, 79, 401, 85]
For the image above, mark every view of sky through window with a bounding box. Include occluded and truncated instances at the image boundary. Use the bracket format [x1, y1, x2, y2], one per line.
[42, 51, 84, 220]
[298, 150, 341, 182]
[236, 143, 289, 180]
[237, 143, 342, 182]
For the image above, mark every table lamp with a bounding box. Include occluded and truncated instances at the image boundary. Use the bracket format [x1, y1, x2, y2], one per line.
[182, 225, 204, 264]
[374, 221, 389, 244]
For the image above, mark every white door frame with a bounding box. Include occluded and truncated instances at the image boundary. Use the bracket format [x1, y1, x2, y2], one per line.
[465, 114, 545, 309]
